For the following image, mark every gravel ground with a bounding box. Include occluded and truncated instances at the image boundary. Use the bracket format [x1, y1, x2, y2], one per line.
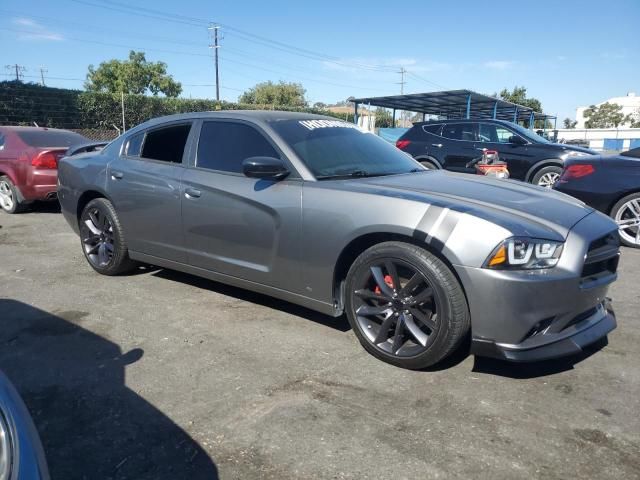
[0, 205, 639, 480]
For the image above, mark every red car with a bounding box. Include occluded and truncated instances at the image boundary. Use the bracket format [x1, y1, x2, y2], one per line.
[0, 127, 89, 213]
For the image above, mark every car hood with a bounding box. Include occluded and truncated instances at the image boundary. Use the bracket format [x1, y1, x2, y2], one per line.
[546, 143, 597, 155]
[348, 171, 594, 240]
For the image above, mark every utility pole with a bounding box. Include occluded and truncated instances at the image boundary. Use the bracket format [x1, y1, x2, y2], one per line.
[5, 64, 26, 81]
[121, 92, 126, 133]
[208, 24, 221, 101]
[397, 67, 407, 95]
[39, 66, 48, 86]
[396, 67, 407, 127]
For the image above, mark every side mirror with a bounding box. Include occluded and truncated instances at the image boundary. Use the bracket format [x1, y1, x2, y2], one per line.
[242, 156, 290, 180]
[509, 135, 527, 145]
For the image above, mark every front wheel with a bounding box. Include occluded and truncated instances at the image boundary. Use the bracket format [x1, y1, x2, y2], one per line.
[531, 166, 562, 188]
[611, 193, 640, 248]
[345, 241, 470, 369]
[79, 198, 137, 275]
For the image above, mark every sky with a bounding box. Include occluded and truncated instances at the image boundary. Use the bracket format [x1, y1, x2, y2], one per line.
[1, 0, 639, 122]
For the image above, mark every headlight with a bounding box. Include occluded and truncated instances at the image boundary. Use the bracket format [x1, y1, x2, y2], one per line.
[484, 238, 563, 270]
[0, 411, 13, 480]
[561, 151, 590, 160]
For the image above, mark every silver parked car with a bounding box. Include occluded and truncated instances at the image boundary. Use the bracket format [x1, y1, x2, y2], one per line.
[58, 112, 619, 369]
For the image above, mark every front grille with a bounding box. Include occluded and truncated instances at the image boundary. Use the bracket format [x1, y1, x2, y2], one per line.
[581, 232, 619, 283]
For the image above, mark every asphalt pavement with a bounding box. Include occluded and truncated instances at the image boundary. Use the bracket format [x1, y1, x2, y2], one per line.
[0, 205, 638, 479]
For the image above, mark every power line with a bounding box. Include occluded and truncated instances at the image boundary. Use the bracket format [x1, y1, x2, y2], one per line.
[68, 0, 398, 72]
[405, 70, 447, 90]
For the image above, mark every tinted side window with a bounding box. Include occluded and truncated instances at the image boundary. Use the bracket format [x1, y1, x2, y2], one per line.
[141, 124, 191, 163]
[125, 132, 144, 156]
[422, 124, 442, 135]
[441, 123, 476, 141]
[197, 122, 279, 173]
[0, 133, 5, 150]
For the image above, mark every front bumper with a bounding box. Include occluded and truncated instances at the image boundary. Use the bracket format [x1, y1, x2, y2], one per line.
[455, 211, 619, 362]
[471, 300, 616, 361]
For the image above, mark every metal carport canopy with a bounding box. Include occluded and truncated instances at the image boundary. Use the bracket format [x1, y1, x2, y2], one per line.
[351, 89, 556, 126]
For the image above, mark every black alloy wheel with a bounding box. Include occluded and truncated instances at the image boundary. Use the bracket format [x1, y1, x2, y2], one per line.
[345, 242, 469, 369]
[352, 259, 440, 357]
[81, 206, 115, 268]
[79, 198, 136, 275]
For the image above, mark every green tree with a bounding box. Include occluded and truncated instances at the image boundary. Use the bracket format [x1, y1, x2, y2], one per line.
[583, 102, 630, 128]
[563, 118, 578, 129]
[239, 81, 307, 107]
[374, 108, 394, 128]
[497, 86, 542, 113]
[85, 51, 182, 97]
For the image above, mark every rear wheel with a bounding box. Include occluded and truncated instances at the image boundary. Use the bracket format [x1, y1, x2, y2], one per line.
[532, 165, 562, 188]
[611, 193, 640, 248]
[0, 176, 27, 214]
[345, 241, 469, 369]
[419, 160, 438, 170]
[79, 198, 137, 275]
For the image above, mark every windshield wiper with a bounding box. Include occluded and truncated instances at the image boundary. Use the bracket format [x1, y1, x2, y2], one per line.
[316, 170, 373, 180]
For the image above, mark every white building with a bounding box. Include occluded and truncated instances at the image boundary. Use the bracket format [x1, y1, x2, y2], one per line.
[575, 92, 640, 128]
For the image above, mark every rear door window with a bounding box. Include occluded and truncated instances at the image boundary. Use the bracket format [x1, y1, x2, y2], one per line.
[441, 123, 476, 142]
[0, 133, 5, 151]
[422, 124, 443, 135]
[196, 121, 279, 173]
[141, 124, 191, 163]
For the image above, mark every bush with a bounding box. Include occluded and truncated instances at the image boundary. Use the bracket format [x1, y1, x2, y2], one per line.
[0, 81, 347, 131]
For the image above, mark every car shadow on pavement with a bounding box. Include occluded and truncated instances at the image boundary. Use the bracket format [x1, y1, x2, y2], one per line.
[151, 269, 352, 332]
[0, 299, 219, 480]
[24, 201, 62, 214]
[471, 337, 609, 379]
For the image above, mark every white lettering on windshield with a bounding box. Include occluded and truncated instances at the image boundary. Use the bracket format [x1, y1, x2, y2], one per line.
[299, 120, 360, 131]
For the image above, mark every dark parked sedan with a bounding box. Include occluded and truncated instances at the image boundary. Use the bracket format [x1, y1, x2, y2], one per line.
[58, 111, 619, 369]
[555, 148, 640, 248]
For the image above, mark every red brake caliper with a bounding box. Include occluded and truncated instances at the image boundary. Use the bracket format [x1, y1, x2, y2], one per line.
[374, 275, 394, 295]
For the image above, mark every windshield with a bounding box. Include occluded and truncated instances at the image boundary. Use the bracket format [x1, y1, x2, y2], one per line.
[507, 123, 551, 144]
[621, 147, 640, 158]
[270, 119, 423, 179]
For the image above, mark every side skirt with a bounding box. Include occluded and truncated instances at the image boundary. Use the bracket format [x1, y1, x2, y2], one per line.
[128, 251, 339, 317]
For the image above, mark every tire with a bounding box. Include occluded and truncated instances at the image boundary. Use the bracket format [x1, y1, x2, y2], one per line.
[0, 176, 27, 214]
[344, 241, 470, 369]
[419, 160, 438, 170]
[531, 165, 562, 188]
[79, 198, 137, 275]
[610, 192, 640, 248]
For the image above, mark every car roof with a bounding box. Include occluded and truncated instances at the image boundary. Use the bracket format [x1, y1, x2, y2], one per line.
[414, 118, 515, 126]
[0, 126, 78, 133]
[133, 110, 338, 131]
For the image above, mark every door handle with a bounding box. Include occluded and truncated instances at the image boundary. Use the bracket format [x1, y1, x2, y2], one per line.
[431, 143, 443, 148]
[184, 187, 201, 199]
[111, 171, 124, 180]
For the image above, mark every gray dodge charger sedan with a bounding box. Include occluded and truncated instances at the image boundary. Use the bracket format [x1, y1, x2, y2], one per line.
[57, 111, 619, 369]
